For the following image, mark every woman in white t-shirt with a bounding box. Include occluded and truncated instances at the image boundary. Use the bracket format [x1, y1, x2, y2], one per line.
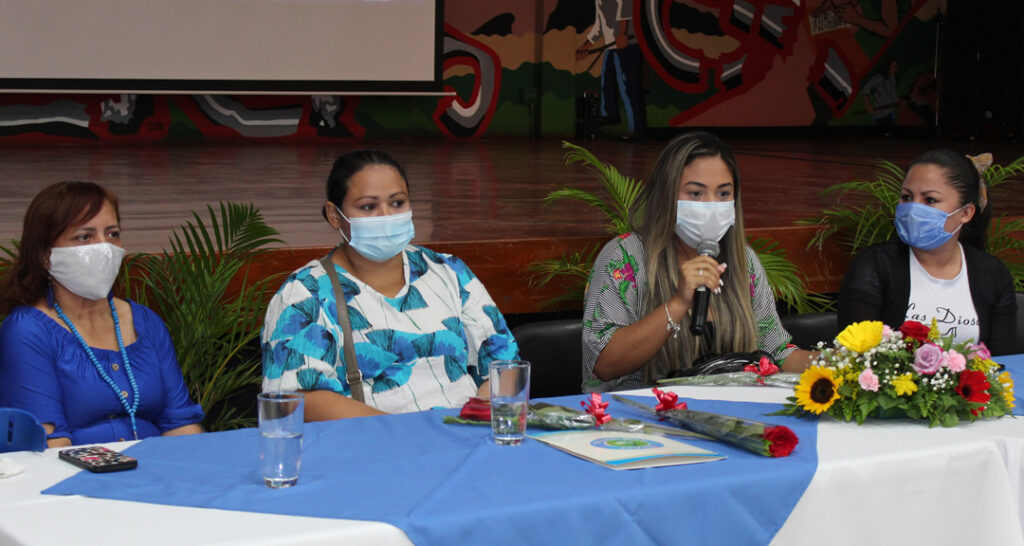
[838, 149, 1017, 355]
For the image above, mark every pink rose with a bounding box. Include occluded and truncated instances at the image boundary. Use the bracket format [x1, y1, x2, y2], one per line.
[858, 368, 880, 392]
[882, 325, 893, 338]
[943, 350, 967, 372]
[968, 342, 991, 362]
[912, 343, 943, 375]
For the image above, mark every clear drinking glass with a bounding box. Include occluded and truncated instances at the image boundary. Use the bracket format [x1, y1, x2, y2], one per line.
[489, 360, 531, 446]
[258, 391, 304, 488]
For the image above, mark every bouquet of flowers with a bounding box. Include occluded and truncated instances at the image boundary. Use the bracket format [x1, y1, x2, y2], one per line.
[776, 319, 1016, 427]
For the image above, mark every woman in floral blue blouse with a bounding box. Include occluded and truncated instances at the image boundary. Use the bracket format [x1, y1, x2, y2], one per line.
[582, 132, 814, 392]
[262, 150, 519, 420]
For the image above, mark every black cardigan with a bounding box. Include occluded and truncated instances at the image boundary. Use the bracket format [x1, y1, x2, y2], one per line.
[838, 240, 1018, 356]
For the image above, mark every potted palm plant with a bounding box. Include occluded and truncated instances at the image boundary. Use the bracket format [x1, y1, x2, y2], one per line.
[121, 202, 283, 431]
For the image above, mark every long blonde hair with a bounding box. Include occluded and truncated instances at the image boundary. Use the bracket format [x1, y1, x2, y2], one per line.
[632, 131, 758, 382]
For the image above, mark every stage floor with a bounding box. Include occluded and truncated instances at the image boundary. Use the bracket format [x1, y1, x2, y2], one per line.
[1, 136, 1021, 254]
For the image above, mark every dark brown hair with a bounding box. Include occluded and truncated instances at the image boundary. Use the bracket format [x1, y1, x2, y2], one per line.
[0, 181, 120, 314]
[908, 149, 990, 250]
[322, 150, 409, 220]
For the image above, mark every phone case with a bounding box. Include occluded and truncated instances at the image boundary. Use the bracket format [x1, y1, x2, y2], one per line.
[58, 446, 138, 473]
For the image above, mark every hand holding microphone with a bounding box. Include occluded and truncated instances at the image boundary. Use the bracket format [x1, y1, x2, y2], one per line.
[686, 240, 723, 336]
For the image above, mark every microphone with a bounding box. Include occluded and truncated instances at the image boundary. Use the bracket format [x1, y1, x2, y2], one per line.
[689, 240, 720, 336]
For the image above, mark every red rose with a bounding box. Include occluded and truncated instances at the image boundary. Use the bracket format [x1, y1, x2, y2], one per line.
[899, 321, 931, 343]
[956, 370, 992, 416]
[763, 426, 798, 457]
[459, 397, 491, 421]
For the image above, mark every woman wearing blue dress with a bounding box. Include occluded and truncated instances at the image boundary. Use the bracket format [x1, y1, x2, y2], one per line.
[261, 150, 519, 420]
[0, 181, 204, 447]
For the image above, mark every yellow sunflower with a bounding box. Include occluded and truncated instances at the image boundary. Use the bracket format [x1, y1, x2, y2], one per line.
[835, 321, 884, 353]
[892, 373, 918, 397]
[795, 366, 843, 414]
[998, 371, 1015, 409]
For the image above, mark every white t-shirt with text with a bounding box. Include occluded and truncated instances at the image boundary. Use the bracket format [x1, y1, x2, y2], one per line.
[905, 244, 980, 344]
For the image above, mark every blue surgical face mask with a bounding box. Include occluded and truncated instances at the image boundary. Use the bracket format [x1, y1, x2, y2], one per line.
[893, 202, 965, 251]
[336, 206, 415, 262]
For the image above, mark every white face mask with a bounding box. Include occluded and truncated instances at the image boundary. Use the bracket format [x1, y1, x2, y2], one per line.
[335, 206, 415, 262]
[674, 200, 736, 249]
[48, 242, 126, 300]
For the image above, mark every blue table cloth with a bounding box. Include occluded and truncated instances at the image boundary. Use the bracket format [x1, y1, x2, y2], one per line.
[996, 354, 1024, 415]
[45, 395, 819, 545]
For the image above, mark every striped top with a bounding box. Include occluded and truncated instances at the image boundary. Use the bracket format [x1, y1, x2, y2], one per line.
[582, 233, 795, 392]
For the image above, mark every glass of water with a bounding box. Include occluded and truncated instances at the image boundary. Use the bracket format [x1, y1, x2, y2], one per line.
[489, 360, 530, 446]
[258, 391, 304, 488]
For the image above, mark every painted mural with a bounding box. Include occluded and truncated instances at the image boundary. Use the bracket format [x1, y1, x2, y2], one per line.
[0, 0, 942, 142]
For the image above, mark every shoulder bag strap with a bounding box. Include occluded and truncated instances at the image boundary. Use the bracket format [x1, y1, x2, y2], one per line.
[319, 252, 365, 403]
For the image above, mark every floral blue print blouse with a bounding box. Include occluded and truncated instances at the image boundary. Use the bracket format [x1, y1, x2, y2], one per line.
[262, 245, 519, 413]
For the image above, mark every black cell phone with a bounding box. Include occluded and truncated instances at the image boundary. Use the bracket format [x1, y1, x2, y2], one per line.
[58, 446, 138, 473]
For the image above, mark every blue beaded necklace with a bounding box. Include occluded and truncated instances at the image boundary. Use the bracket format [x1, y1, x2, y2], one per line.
[53, 295, 140, 440]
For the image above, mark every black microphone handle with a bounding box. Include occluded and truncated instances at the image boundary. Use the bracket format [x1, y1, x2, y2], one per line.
[690, 286, 710, 335]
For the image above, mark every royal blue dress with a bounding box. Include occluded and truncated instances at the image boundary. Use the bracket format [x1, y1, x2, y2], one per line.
[0, 300, 204, 444]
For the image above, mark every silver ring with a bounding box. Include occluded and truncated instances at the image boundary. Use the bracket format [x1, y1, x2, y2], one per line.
[699, 268, 703, 277]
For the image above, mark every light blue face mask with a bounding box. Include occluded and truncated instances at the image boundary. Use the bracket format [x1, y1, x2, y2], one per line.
[336, 207, 415, 262]
[893, 202, 965, 251]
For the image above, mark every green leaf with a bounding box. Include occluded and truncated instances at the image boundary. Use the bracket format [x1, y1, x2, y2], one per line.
[552, 141, 645, 236]
[748, 237, 832, 313]
[121, 201, 284, 431]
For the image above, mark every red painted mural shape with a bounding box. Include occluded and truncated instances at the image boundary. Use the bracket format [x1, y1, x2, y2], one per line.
[635, 0, 806, 124]
[633, 0, 932, 127]
[434, 24, 503, 139]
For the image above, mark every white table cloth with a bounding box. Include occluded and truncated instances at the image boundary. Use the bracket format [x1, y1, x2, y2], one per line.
[1, 384, 1022, 545]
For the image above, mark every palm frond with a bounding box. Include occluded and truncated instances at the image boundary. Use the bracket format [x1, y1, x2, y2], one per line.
[550, 140, 644, 236]
[528, 246, 599, 288]
[526, 247, 598, 308]
[985, 156, 1024, 189]
[127, 202, 284, 431]
[0, 238, 17, 267]
[988, 215, 1024, 291]
[804, 160, 904, 253]
[749, 237, 830, 314]
[543, 188, 617, 225]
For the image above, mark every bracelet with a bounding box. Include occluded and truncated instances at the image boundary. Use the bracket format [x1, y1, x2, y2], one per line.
[664, 303, 681, 339]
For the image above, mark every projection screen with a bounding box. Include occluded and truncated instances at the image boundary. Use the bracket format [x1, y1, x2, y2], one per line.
[0, 0, 442, 93]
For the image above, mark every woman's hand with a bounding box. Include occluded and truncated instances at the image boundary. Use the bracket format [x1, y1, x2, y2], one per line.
[163, 423, 203, 436]
[42, 423, 71, 448]
[301, 389, 387, 421]
[674, 255, 726, 307]
[476, 380, 490, 400]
